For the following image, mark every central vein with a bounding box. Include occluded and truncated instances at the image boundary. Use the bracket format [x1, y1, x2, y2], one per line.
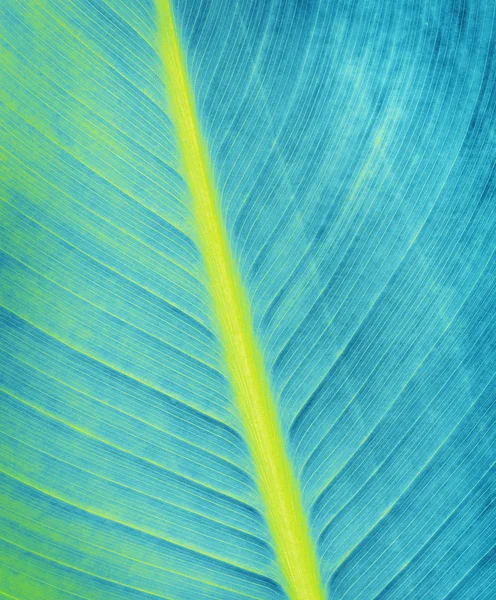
[156, 3, 324, 598]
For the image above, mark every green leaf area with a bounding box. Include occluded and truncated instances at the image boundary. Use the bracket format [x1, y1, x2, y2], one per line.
[0, 0, 495, 599]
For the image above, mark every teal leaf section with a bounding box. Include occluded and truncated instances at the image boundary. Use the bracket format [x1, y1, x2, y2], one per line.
[1, 0, 495, 598]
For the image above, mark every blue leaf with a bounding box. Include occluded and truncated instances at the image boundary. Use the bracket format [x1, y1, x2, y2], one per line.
[1, 0, 495, 598]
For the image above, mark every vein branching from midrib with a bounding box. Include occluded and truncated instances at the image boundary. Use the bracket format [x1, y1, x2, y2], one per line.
[155, 2, 325, 599]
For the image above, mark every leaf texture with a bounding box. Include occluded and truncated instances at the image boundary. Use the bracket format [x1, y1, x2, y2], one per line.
[0, 0, 495, 599]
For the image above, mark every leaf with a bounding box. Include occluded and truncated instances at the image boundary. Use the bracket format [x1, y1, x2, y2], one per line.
[0, 0, 495, 599]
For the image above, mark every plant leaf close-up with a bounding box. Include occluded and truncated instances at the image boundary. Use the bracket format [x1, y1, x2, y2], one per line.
[0, 0, 495, 598]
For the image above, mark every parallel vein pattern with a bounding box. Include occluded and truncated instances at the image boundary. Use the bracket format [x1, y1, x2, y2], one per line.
[0, 0, 285, 598]
[174, 0, 496, 596]
[1, 0, 495, 598]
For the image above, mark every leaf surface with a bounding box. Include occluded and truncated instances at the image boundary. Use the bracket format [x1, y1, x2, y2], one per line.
[0, 0, 495, 599]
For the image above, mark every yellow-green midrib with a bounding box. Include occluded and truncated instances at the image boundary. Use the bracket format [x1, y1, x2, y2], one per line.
[155, 2, 325, 598]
